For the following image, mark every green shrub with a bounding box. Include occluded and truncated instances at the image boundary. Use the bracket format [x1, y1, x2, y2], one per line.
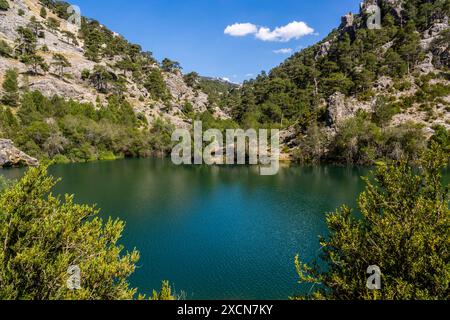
[0, 0, 9, 11]
[182, 101, 194, 115]
[1, 69, 20, 107]
[52, 154, 71, 164]
[294, 145, 449, 300]
[39, 6, 47, 18]
[0, 40, 13, 57]
[0, 165, 140, 299]
[98, 150, 116, 161]
[0, 175, 9, 192]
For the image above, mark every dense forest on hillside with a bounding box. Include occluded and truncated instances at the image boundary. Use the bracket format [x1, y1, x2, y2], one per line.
[218, 0, 450, 164]
[228, 0, 449, 124]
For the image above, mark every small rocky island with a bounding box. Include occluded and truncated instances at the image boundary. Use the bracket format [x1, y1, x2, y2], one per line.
[0, 139, 38, 168]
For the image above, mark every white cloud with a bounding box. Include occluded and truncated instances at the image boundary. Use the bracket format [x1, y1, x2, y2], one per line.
[225, 21, 314, 42]
[245, 73, 254, 77]
[221, 77, 231, 82]
[273, 48, 293, 54]
[224, 23, 258, 36]
[256, 21, 314, 42]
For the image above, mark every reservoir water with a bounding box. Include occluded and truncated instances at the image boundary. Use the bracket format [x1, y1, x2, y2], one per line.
[0, 159, 390, 299]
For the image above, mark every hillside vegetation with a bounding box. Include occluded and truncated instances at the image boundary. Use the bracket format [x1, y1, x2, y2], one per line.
[220, 0, 450, 164]
[0, 0, 449, 166]
[0, 0, 234, 164]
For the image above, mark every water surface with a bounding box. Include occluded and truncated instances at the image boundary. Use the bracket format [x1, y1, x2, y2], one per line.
[1, 159, 377, 299]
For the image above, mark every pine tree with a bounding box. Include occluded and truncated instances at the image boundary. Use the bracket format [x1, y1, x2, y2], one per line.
[161, 58, 182, 73]
[89, 65, 112, 93]
[1, 69, 20, 107]
[51, 53, 71, 78]
[144, 69, 170, 101]
[15, 27, 37, 56]
[21, 53, 49, 75]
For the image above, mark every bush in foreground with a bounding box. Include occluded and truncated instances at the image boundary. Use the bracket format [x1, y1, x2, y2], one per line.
[0, 165, 174, 300]
[294, 144, 449, 300]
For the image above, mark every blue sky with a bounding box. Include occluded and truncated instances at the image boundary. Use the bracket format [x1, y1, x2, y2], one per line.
[69, 0, 361, 83]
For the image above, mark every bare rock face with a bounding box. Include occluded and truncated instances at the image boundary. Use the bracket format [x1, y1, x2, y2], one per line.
[327, 93, 348, 126]
[0, 139, 38, 167]
[417, 52, 435, 74]
[374, 76, 394, 91]
[341, 13, 355, 29]
[163, 72, 208, 113]
[327, 92, 373, 126]
[315, 41, 332, 59]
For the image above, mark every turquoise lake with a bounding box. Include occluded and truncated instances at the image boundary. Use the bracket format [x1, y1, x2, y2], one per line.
[1, 159, 393, 299]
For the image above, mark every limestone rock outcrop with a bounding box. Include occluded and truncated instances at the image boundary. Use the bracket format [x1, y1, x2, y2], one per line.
[327, 93, 374, 127]
[0, 139, 38, 167]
